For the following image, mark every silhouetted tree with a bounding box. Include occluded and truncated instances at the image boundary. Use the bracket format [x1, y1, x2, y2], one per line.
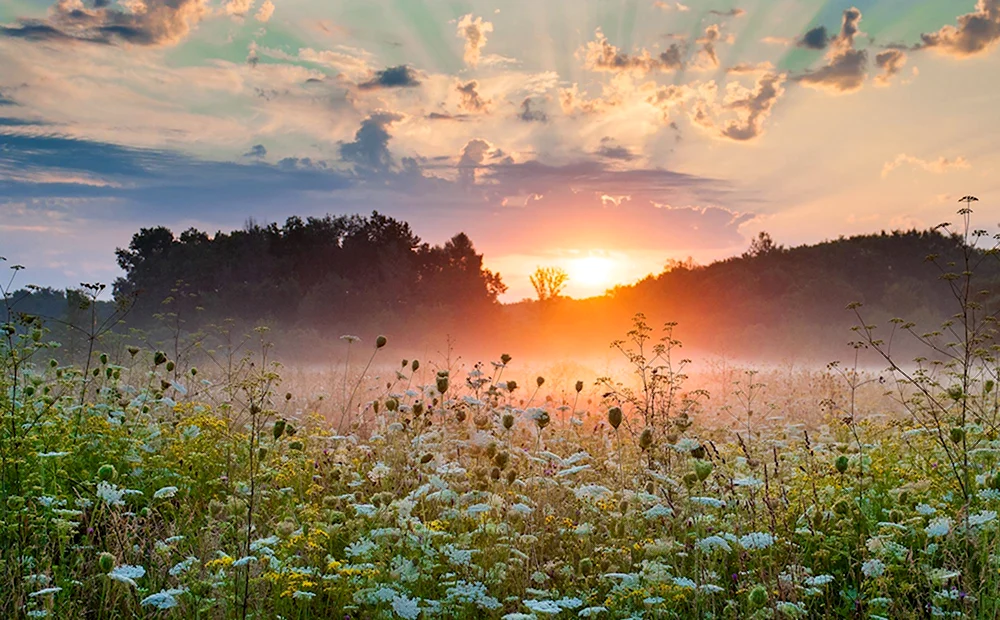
[530, 266, 569, 301]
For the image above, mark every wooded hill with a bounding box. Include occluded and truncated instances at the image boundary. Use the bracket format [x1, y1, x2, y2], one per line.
[5, 220, 996, 364]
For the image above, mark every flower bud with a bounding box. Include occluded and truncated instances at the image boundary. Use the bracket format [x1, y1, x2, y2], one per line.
[575, 380, 584, 393]
[386, 398, 399, 412]
[502, 413, 515, 430]
[289, 440, 304, 451]
[506, 380, 518, 392]
[500, 353, 512, 365]
[950, 427, 965, 444]
[99, 552, 116, 572]
[494, 451, 509, 469]
[536, 411, 550, 430]
[608, 407, 623, 430]
[127, 346, 140, 357]
[835, 455, 849, 474]
[748, 585, 768, 607]
[536, 376, 545, 388]
[165, 361, 175, 372]
[272, 419, 286, 440]
[99, 353, 108, 365]
[639, 428, 654, 451]
[376, 335, 387, 349]
[411, 360, 420, 372]
[694, 459, 713, 481]
[98, 464, 117, 481]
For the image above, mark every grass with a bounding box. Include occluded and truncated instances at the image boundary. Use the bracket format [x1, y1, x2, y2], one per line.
[2, 323, 1000, 619]
[2, 205, 1000, 618]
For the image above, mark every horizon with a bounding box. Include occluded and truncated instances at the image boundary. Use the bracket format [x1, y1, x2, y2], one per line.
[1, 0, 999, 300]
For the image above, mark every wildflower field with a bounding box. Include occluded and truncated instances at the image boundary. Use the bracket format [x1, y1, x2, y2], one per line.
[4, 215, 1000, 619]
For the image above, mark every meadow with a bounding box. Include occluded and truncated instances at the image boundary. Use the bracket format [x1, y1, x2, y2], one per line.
[3, 213, 1000, 619]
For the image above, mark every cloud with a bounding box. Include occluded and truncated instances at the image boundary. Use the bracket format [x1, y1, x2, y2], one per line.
[224, 0, 254, 18]
[709, 8, 746, 17]
[456, 14, 493, 67]
[719, 72, 786, 141]
[654, 1, 690, 11]
[761, 36, 792, 46]
[255, 0, 274, 23]
[919, 0, 1000, 57]
[727, 61, 774, 74]
[596, 137, 636, 161]
[458, 139, 494, 185]
[427, 112, 469, 121]
[243, 144, 267, 158]
[339, 112, 403, 172]
[582, 29, 684, 75]
[874, 49, 907, 85]
[457, 80, 491, 113]
[357, 65, 421, 90]
[797, 8, 868, 94]
[695, 25, 723, 69]
[798, 26, 829, 50]
[518, 98, 548, 122]
[0, 90, 15, 106]
[881, 154, 970, 178]
[0, 0, 210, 46]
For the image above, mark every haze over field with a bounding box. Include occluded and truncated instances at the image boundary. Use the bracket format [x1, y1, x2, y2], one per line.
[2, 0, 999, 301]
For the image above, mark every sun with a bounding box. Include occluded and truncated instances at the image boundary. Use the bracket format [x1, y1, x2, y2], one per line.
[566, 255, 617, 291]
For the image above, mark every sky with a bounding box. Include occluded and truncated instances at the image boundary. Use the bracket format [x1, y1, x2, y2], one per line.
[0, 0, 998, 301]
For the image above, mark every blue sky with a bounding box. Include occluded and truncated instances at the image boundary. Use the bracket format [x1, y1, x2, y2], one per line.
[1, 0, 998, 299]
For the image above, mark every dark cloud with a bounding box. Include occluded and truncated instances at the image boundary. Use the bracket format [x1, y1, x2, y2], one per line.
[338, 112, 403, 172]
[697, 25, 722, 68]
[596, 138, 636, 161]
[427, 112, 469, 121]
[278, 157, 328, 170]
[518, 98, 548, 123]
[797, 8, 868, 94]
[243, 144, 267, 159]
[0, 131, 352, 217]
[709, 8, 746, 17]
[357, 65, 421, 90]
[0, 0, 209, 46]
[798, 26, 829, 50]
[456, 80, 491, 113]
[720, 73, 785, 141]
[0, 90, 16, 106]
[583, 30, 685, 74]
[874, 49, 907, 85]
[919, 0, 1000, 57]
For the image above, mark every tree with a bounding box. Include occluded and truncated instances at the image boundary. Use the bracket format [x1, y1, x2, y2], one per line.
[530, 266, 568, 301]
[742, 231, 781, 259]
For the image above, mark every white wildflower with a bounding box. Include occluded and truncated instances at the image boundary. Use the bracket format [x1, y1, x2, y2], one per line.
[696, 535, 732, 553]
[915, 503, 937, 516]
[926, 517, 952, 538]
[690, 496, 726, 508]
[739, 532, 775, 550]
[140, 588, 185, 610]
[108, 564, 145, 587]
[392, 594, 421, 619]
[96, 481, 125, 507]
[28, 587, 62, 597]
[862, 559, 886, 578]
[153, 486, 178, 500]
[525, 599, 563, 614]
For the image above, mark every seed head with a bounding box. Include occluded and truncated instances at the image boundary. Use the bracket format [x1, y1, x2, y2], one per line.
[608, 407, 623, 430]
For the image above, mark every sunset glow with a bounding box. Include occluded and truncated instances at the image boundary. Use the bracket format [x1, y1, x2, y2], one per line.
[0, 0, 998, 299]
[565, 255, 618, 295]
